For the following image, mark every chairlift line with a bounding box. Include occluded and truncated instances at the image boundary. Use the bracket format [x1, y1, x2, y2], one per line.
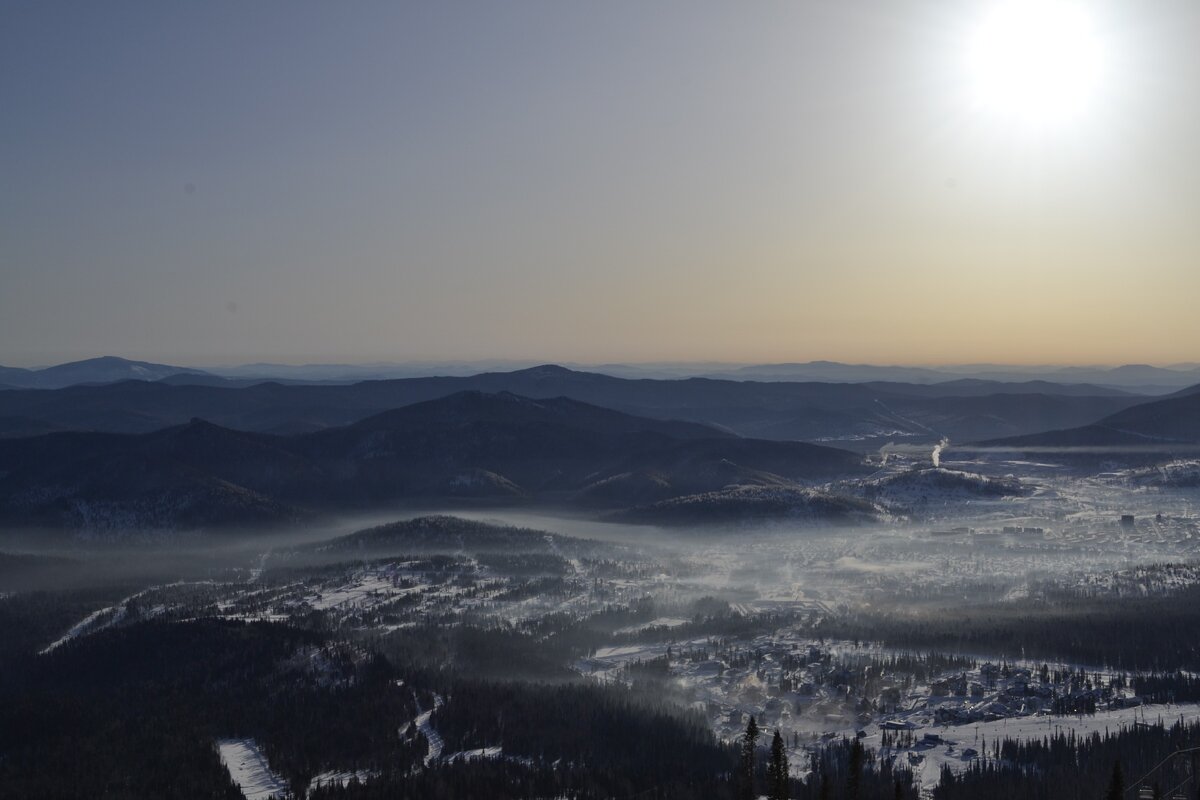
[1125, 745, 1200, 797]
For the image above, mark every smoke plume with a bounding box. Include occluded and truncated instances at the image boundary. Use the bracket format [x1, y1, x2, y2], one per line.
[931, 438, 949, 468]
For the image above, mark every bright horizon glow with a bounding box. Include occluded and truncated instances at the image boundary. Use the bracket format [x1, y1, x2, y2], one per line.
[3, 2, 1198, 367]
[965, 0, 1107, 132]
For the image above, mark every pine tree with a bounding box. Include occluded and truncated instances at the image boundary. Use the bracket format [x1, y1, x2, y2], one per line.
[847, 737, 864, 800]
[766, 729, 789, 800]
[1105, 760, 1124, 800]
[738, 715, 759, 800]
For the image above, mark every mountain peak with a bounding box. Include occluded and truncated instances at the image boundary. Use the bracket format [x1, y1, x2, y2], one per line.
[510, 364, 579, 378]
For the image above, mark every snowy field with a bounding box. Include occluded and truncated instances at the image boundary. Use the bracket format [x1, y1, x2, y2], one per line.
[309, 769, 379, 790]
[25, 474, 1200, 797]
[884, 702, 1200, 793]
[216, 738, 289, 800]
[39, 580, 209, 654]
[412, 692, 445, 766]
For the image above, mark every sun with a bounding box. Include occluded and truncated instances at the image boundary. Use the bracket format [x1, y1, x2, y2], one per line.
[965, 0, 1106, 131]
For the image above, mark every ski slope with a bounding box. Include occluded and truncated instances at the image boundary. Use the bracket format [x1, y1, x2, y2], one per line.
[217, 738, 289, 800]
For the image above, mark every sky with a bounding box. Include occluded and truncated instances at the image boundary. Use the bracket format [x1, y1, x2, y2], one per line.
[2, 0, 1199, 368]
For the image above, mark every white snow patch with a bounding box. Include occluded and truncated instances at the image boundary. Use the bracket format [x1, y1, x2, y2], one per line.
[217, 738, 290, 800]
[410, 692, 445, 766]
[306, 572, 398, 611]
[443, 745, 503, 763]
[309, 769, 378, 790]
[40, 580, 213, 654]
[868, 702, 1200, 795]
[613, 617, 691, 635]
[39, 605, 122, 654]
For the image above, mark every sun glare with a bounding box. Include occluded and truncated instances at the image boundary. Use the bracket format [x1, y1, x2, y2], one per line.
[965, 0, 1106, 132]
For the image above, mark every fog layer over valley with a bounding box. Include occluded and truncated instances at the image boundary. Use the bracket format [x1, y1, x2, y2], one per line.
[4, 368, 1200, 799]
[5, 462, 1200, 797]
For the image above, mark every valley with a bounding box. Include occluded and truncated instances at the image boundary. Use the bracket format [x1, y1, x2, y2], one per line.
[3, 367, 1200, 799]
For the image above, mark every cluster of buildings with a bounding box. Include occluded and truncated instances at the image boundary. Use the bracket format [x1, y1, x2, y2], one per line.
[656, 635, 1144, 746]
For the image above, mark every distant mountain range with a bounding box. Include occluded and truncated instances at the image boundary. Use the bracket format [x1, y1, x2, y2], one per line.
[706, 361, 1200, 392]
[0, 363, 1160, 451]
[0, 391, 866, 530]
[4, 360, 1199, 530]
[974, 389, 1200, 461]
[4, 356, 1200, 392]
[0, 356, 211, 390]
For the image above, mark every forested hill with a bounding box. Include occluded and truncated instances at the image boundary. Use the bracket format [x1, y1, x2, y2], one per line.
[0, 391, 866, 530]
[0, 364, 1144, 447]
[976, 388, 1200, 460]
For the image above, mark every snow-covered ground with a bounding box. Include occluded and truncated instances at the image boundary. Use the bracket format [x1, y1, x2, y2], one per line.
[24, 491, 1200, 796]
[398, 690, 502, 769]
[39, 581, 208, 654]
[216, 738, 289, 800]
[305, 571, 400, 611]
[411, 692, 445, 766]
[880, 702, 1200, 794]
[442, 745, 503, 764]
[580, 620, 1200, 798]
[35, 478, 1200, 663]
[39, 605, 123, 654]
[308, 769, 378, 790]
[613, 617, 691, 635]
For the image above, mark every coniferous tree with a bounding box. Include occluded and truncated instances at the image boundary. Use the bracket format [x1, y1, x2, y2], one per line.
[738, 715, 759, 800]
[766, 728, 789, 800]
[847, 737, 864, 800]
[1105, 760, 1124, 800]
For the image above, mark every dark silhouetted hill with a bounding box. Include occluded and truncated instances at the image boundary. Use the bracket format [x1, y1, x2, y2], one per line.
[302, 515, 608, 557]
[972, 390, 1200, 468]
[0, 356, 211, 389]
[610, 486, 881, 527]
[0, 365, 1146, 448]
[0, 392, 866, 530]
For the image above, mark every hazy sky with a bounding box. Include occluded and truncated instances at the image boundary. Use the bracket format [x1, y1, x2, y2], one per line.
[3, 1, 1198, 367]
